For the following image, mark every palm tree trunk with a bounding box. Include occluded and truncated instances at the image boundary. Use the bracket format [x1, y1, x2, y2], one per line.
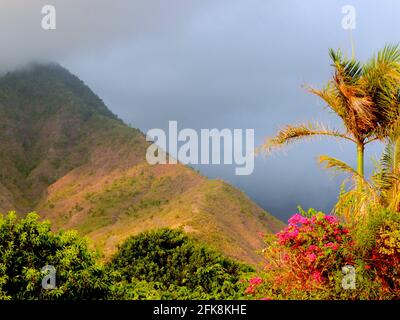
[357, 143, 364, 176]
[357, 142, 364, 190]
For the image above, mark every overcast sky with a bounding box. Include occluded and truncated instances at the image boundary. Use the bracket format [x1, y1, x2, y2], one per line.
[1, 0, 398, 221]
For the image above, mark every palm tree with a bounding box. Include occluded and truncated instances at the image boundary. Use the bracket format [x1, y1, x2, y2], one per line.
[372, 127, 400, 212]
[260, 45, 400, 190]
[326, 127, 400, 221]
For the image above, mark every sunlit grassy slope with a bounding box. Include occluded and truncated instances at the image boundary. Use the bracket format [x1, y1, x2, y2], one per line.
[0, 63, 284, 265]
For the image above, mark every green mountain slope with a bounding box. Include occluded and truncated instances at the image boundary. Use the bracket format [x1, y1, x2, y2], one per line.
[0, 64, 284, 265]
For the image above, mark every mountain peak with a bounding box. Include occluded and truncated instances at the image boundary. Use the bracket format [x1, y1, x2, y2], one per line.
[0, 62, 119, 121]
[0, 64, 283, 266]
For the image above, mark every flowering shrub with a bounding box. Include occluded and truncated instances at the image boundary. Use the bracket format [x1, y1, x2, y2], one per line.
[245, 207, 400, 300]
[267, 210, 353, 290]
[245, 277, 263, 295]
[370, 220, 400, 292]
[244, 209, 355, 299]
[359, 209, 400, 296]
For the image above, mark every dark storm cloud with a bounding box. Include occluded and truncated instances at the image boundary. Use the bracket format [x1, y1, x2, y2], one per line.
[0, 0, 212, 71]
[1, 0, 396, 220]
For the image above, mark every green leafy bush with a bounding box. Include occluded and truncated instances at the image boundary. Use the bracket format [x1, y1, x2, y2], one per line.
[108, 228, 251, 300]
[0, 213, 250, 300]
[0, 212, 111, 300]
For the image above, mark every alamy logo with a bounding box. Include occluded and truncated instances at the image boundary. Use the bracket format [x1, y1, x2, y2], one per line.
[41, 5, 56, 30]
[41, 265, 57, 290]
[341, 5, 356, 30]
[146, 121, 255, 175]
[341, 265, 356, 290]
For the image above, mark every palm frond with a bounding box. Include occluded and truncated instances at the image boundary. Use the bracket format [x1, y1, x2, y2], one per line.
[362, 44, 400, 104]
[378, 44, 400, 63]
[334, 187, 379, 222]
[307, 83, 347, 119]
[374, 113, 400, 140]
[372, 138, 399, 191]
[329, 48, 363, 80]
[319, 155, 359, 176]
[371, 135, 400, 212]
[318, 155, 375, 192]
[258, 123, 354, 154]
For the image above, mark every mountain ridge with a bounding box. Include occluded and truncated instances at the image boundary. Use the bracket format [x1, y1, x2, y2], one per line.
[0, 63, 284, 265]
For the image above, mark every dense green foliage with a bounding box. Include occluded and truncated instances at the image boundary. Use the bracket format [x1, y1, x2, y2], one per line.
[0, 212, 110, 300]
[109, 228, 251, 299]
[0, 213, 249, 300]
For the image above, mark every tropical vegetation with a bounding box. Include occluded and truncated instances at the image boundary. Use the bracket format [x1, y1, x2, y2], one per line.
[1, 44, 399, 300]
[0, 212, 250, 300]
[250, 45, 400, 300]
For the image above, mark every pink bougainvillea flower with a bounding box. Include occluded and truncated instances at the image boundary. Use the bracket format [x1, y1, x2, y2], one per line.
[324, 242, 340, 251]
[277, 226, 300, 244]
[260, 297, 272, 300]
[324, 215, 338, 224]
[288, 213, 309, 226]
[335, 236, 342, 241]
[306, 253, 317, 262]
[249, 277, 263, 286]
[311, 271, 323, 283]
[257, 210, 353, 297]
[308, 244, 319, 252]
